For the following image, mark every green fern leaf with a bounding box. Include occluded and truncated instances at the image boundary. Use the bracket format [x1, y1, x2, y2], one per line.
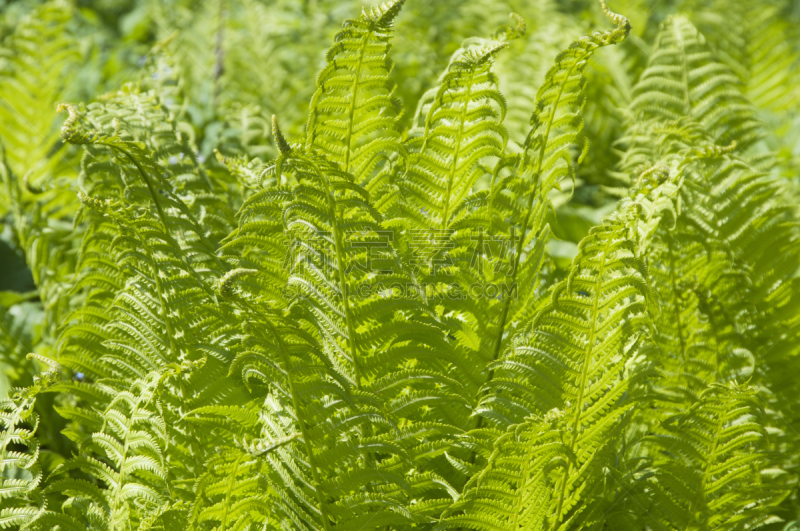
[389, 40, 508, 231]
[306, 0, 406, 185]
[473, 159, 684, 530]
[625, 16, 761, 166]
[647, 384, 787, 530]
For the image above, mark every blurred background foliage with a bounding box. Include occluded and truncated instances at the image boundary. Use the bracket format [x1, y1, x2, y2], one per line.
[1, 0, 799, 472]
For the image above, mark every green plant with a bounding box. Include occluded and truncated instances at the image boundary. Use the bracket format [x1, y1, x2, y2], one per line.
[2, 0, 800, 530]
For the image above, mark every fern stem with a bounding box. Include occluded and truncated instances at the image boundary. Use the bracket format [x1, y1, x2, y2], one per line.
[108, 390, 148, 529]
[305, 157, 364, 387]
[115, 148, 171, 238]
[219, 451, 246, 530]
[702, 295, 723, 381]
[302, 155, 385, 496]
[88, 149, 182, 360]
[269, 324, 335, 531]
[476, 0, 628, 425]
[111, 145, 225, 269]
[107, 146, 224, 301]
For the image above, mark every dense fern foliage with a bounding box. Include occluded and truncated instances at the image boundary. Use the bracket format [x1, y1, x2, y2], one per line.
[2, 0, 800, 529]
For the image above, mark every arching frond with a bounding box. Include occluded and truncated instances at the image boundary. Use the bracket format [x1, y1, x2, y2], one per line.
[625, 16, 761, 166]
[306, 0, 406, 184]
[386, 40, 508, 231]
[470, 0, 632, 425]
[463, 163, 682, 531]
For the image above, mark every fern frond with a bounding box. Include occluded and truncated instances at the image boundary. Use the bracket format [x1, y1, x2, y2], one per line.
[647, 384, 787, 530]
[306, 0, 405, 185]
[222, 126, 487, 526]
[4, 1, 800, 529]
[191, 446, 269, 530]
[470, 157, 686, 530]
[0, 0, 83, 336]
[49, 81, 260, 530]
[0, 0, 79, 186]
[439, 413, 566, 530]
[0, 397, 45, 530]
[470, 0, 632, 423]
[625, 15, 761, 168]
[47, 376, 169, 530]
[0, 352, 65, 531]
[390, 40, 508, 231]
[689, 0, 800, 114]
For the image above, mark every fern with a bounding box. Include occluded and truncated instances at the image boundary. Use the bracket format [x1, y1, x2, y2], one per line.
[0, 354, 62, 530]
[306, 0, 405, 186]
[0, 0, 83, 337]
[222, 123, 464, 529]
[624, 16, 762, 164]
[390, 39, 508, 232]
[3, 0, 800, 530]
[473, 0, 632, 423]
[48, 376, 169, 530]
[688, 0, 800, 115]
[647, 384, 786, 530]
[439, 412, 565, 531]
[449, 158, 679, 531]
